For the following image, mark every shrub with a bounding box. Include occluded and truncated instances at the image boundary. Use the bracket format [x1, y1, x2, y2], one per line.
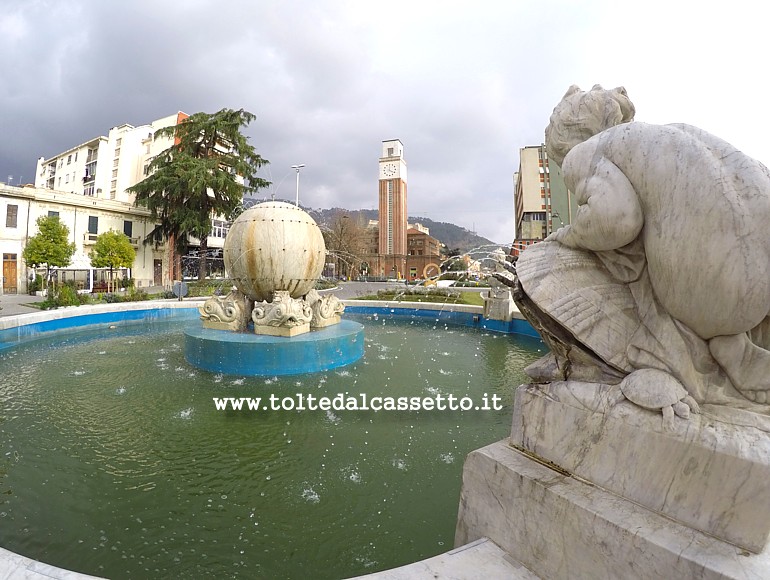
[78, 293, 94, 305]
[103, 293, 123, 303]
[28, 274, 44, 294]
[127, 288, 149, 301]
[40, 281, 80, 309]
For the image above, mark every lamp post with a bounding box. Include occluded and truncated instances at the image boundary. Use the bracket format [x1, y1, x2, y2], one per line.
[291, 164, 305, 206]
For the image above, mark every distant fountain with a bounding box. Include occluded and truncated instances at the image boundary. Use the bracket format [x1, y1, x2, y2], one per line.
[185, 201, 363, 375]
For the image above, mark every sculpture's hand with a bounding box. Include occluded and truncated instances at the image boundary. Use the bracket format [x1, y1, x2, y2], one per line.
[544, 226, 570, 243]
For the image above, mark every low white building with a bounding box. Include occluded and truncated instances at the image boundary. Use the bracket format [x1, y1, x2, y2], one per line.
[0, 183, 169, 294]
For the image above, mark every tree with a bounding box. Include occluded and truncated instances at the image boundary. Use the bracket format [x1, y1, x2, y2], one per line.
[323, 213, 366, 279]
[128, 108, 270, 280]
[89, 231, 136, 292]
[22, 215, 76, 284]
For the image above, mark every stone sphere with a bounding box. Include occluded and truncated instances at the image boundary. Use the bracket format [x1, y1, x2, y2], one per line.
[224, 202, 326, 302]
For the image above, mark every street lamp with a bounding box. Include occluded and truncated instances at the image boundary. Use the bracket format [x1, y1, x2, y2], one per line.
[551, 211, 564, 228]
[291, 164, 305, 206]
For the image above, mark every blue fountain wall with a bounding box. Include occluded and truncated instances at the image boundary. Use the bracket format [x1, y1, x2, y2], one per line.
[184, 320, 365, 376]
[0, 302, 540, 354]
[0, 306, 198, 351]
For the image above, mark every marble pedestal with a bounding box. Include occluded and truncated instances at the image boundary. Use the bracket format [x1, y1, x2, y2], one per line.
[482, 288, 515, 322]
[455, 382, 770, 578]
[253, 322, 310, 337]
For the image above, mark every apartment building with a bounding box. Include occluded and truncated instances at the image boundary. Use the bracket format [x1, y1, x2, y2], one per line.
[34, 113, 187, 204]
[513, 144, 572, 242]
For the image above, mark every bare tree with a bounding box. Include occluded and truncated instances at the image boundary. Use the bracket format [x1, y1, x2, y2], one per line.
[323, 212, 366, 279]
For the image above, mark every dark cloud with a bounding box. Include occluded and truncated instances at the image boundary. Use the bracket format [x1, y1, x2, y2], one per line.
[3, 1, 768, 243]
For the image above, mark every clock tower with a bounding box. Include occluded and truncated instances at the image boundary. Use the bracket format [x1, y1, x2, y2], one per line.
[378, 139, 408, 270]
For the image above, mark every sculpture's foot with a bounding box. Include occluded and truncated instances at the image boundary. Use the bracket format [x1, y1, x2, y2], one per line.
[709, 333, 770, 403]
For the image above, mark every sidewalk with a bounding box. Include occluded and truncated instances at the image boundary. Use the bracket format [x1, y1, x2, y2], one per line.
[0, 286, 172, 318]
[0, 292, 45, 317]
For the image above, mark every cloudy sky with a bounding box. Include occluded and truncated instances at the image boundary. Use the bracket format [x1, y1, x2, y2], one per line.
[1, 0, 768, 243]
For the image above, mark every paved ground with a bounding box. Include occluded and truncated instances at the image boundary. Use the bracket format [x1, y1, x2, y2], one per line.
[0, 292, 46, 317]
[325, 280, 490, 299]
[0, 281, 487, 318]
[0, 286, 170, 318]
[323, 280, 408, 299]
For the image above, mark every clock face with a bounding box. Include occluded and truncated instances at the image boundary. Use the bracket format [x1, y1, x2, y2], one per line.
[382, 163, 398, 178]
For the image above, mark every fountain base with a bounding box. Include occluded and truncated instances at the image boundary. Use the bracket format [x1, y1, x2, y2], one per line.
[184, 319, 365, 376]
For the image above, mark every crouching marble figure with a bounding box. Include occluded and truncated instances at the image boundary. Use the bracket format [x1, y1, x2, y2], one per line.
[517, 84, 770, 412]
[455, 85, 770, 579]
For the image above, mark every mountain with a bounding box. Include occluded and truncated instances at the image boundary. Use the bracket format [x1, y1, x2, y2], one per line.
[309, 207, 498, 254]
[242, 198, 500, 254]
[410, 217, 498, 254]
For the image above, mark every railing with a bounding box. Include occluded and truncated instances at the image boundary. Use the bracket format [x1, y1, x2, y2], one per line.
[84, 233, 140, 245]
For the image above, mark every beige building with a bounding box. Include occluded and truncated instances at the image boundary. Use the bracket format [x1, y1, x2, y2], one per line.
[513, 144, 573, 244]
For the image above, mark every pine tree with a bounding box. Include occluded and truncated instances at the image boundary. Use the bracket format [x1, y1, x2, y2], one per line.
[129, 108, 270, 280]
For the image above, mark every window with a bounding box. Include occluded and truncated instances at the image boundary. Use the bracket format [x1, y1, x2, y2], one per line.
[74, 152, 78, 162]
[6, 204, 18, 228]
[57, 177, 61, 187]
[123, 220, 133, 238]
[115, 138, 122, 147]
[88, 215, 98, 235]
[113, 159, 119, 168]
[388, 147, 394, 156]
[212, 219, 229, 238]
[83, 184, 95, 196]
[111, 169, 118, 179]
[67, 154, 72, 165]
[65, 174, 69, 183]
[143, 164, 150, 175]
[48, 211, 59, 217]
[114, 148, 121, 157]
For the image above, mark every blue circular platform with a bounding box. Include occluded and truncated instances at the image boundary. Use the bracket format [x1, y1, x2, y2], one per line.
[184, 319, 365, 376]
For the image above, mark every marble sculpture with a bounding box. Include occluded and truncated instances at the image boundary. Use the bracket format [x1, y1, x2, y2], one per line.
[515, 84, 770, 413]
[455, 85, 770, 577]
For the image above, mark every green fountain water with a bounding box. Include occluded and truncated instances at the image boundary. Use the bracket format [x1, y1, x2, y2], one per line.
[0, 314, 542, 579]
